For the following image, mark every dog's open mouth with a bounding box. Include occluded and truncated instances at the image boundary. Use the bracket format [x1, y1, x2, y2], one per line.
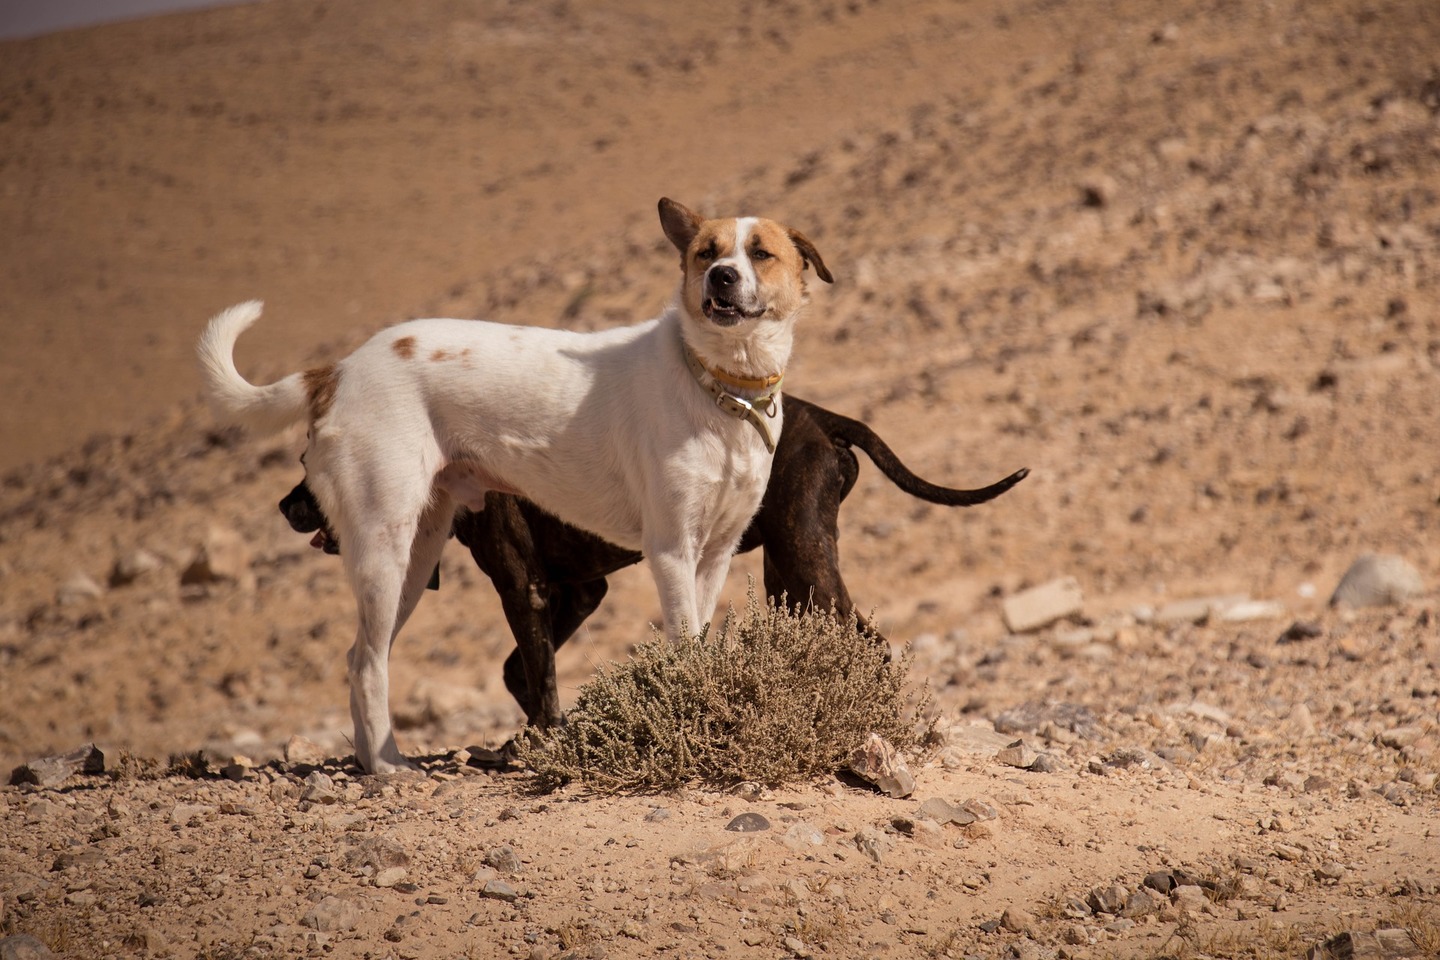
[702, 297, 764, 326]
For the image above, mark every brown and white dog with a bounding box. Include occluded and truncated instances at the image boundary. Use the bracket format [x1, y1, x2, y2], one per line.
[197, 198, 832, 773]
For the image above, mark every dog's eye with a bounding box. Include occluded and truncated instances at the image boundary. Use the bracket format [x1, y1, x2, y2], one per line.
[696, 244, 716, 262]
[752, 248, 772, 260]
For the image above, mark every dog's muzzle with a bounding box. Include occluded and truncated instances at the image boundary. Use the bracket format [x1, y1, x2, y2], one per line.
[702, 265, 764, 326]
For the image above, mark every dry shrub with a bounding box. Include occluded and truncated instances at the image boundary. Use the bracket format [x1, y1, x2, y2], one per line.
[519, 587, 929, 793]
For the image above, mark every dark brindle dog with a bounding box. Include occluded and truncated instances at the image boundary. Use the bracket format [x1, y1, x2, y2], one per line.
[280, 396, 1026, 729]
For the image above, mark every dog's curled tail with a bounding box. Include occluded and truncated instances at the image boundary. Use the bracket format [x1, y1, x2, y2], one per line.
[197, 301, 309, 435]
[813, 404, 1030, 506]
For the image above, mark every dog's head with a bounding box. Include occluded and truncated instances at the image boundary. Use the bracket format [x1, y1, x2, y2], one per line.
[659, 198, 833, 333]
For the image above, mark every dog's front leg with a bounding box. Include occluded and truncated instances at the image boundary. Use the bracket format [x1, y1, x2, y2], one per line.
[644, 537, 702, 640]
[693, 544, 737, 636]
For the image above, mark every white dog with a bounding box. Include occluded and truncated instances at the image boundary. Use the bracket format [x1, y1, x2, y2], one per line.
[197, 198, 832, 773]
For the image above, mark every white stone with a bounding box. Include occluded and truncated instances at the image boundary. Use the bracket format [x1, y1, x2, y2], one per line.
[1002, 577, 1083, 633]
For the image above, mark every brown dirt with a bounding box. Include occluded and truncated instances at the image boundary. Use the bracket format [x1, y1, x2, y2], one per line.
[2, 0, 1438, 957]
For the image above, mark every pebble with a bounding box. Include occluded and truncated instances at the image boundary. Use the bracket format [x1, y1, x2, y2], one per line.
[0, 935, 54, 960]
[481, 879, 520, 902]
[853, 827, 891, 863]
[780, 821, 825, 851]
[284, 735, 327, 767]
[643, 807, 671, 823]
[783, 936, 812, 958]
[1002, 577, 1084, 633]
[373, 866, 407, 888]
[485, 846, 523, 874]
[110, 549, 163, 587]
[725, 812, 771, 833]
[301, 896, 361, 933]
[1377, 726, 1424, 749]
[1277, 620, 1324, 644]
[1121, 887, 1162, 918]
[1000, 906, 1035, 935]
[1305, 929, 1420, 960]
[1330, 554, 1424, 607]
[1088, 884, 1129, 916]
[56, 572, 105, 606]
[179, 524, 254, 589]
[1219, 600, 1286, 622]
[9, 744, 105, 788]
[300, 771, 339, 805]
[848, 733, 915, 798]
[1170, 885, 1211, 914]
[996, 740, 1040, 770]
[993, 701, 1102, 740]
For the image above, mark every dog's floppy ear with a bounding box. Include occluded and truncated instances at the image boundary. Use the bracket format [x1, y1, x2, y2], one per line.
[659, 198, 705, 260]
[788, 228, 834, 284]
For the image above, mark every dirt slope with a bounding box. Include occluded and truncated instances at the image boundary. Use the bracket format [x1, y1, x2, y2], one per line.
[2, 0, 1438, 957]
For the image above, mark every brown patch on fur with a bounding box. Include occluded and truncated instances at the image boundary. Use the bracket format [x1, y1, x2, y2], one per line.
[431, 348, 452, 362]
[392, 336, 416, 360]
[303, 364, 339, 421]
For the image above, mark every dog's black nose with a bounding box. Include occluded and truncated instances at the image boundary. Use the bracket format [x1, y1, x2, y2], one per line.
[709, 265, 739, 289]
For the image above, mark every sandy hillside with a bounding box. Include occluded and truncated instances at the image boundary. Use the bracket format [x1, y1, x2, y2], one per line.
[2, 0, 1439, 957]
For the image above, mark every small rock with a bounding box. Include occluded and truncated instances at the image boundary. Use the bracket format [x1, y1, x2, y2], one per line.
[996, 740, 1040, 770]
[1304, 928, 1421, 960]
[783, 936, 812, 958]
[725, 812, 770, 833]
[1153, 598, 1217, 626]
[1030, 752, 1067, 773]
[0, 936, 54, 960]
[1121, 887, 1162, 918]
[1330, 554, 1424, 608]
[302, 896, 361, 933]
[1171, 885, 1211, 914]
[1314, 861, 1347, 883]
[373, 866, 406, 888]
[284, 735, 327, 767]
[1277, 620, 1323, 644]
[1001, 906, 1035, 935]
[300, 771, 339, 805]
[1219, 600, 1286, 622]
[780, 821, 825, 852]
[934, 721, 1019, 755]
[1002, 577, 1084, 633]
[1087, 884, 1129, 916]
[180, 524, 254, 589]
[9, 743, 105, 787]
[643, 807, 671, 823]
[993, 701, 1102, 740]
[1143, 871, 1176, 894]
[56, 572, 105, 606]
[110, 549, 163, 587]
[849, 733, 915, 799]
[484, 846, 522, 874]
[1378, 726, 1424, 749]
[481, 879, 519, 902]
[853, 827, 892, 863]
[961, 798, 999, 821]
[170, 803, 213, 826]
[917, 797, 970, 825]
[1060, 896, 1092, 919]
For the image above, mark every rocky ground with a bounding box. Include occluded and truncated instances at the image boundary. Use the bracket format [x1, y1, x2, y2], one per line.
[2, 0, 1439, 957]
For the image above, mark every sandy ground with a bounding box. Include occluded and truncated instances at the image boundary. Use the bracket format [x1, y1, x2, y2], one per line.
[2, 0, 1439, 957]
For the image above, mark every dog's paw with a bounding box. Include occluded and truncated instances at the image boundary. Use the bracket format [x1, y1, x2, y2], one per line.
[366, 755, 424, 776]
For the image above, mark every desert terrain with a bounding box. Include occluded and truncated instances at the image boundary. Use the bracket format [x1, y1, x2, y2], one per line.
[1, 0, 1438, 957]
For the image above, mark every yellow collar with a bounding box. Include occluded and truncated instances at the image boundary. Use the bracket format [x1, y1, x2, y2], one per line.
[682, 344, 782, 453]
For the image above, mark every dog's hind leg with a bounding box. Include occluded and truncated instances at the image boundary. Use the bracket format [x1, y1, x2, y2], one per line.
[341, 491, 453, 774]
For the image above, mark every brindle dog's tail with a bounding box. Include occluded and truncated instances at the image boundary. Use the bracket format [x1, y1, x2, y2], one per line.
[806, 405, 1029, 505]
